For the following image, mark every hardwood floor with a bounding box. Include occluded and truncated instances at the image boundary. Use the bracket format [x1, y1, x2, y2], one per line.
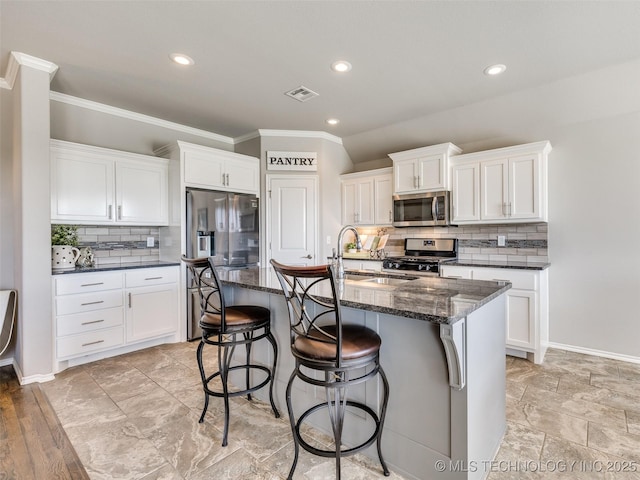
[0, 365, 89, 480]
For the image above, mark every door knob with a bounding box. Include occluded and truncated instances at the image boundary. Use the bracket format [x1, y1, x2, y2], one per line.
[301, 254, 312, 259]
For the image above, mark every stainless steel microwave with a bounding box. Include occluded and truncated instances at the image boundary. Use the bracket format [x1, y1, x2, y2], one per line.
[392, 191, 451, 227]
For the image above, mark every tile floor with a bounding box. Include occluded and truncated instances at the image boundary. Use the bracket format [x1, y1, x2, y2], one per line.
[40, 343, 640, 479]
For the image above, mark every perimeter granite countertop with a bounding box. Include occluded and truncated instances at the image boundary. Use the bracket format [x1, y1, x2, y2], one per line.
[51, 260, 181, 275]
[217, 267, 511, 325]
[442, 259, 550, 270]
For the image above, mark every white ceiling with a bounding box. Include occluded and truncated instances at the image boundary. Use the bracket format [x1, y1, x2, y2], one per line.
[2, 1, 640, 162]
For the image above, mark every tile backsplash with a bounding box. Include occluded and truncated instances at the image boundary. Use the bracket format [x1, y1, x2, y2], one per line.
[64, 226, 160, 266]
[354, 223, 548, 263]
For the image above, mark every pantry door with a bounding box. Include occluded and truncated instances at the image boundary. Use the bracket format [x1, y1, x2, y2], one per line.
[266, 175, 318, 266]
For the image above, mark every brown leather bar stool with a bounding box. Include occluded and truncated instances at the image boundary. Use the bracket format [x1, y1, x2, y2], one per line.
[182, 255, 279, 446]
[270, 259, 390, 480]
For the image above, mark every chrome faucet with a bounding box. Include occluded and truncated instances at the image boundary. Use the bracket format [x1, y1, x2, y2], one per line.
[335, 225, 362, 279]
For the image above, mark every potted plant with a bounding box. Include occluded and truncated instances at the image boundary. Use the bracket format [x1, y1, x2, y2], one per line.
[51, 225, 80, 270]
[345, 242, 357, 254]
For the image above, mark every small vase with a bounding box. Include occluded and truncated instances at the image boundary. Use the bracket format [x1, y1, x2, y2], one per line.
[51, 245, 80, 270]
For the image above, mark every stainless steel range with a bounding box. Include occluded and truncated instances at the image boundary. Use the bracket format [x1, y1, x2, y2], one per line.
[382, 238, 457, 276]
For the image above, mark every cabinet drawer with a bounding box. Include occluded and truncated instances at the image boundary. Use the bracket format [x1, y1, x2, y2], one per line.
[471, 268, 537, 290]
[55, 272, 123, 295]
[56, 289, 123, 316]
[125, 267, 178, 288]
[57, 307, 123, 337]
[440, 266, 473, 279]
[56, 326, 124, 359]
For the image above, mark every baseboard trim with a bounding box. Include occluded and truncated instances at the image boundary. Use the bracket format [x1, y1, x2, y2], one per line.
[0, 356, 13, 367]
[12, 360, 56, 385]
[548, 342, 640, 365]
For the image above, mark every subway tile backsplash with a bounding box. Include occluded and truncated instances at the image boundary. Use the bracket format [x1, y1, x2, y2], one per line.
[355, 223, 548, 263]
[73, 225, 159, 266]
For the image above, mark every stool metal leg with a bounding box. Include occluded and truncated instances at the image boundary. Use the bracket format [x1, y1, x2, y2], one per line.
[286, 367, 300, 480]
[266, 330, 280, 418]
[219, 338, 234, 447]
[377, 364, 391, 476]
[196, 339, 209, 424]
[244, 331, 253, 401]
[326, 372, 347, 480]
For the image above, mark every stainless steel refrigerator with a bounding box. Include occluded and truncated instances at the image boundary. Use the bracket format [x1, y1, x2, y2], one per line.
[186, 188, 259, 340]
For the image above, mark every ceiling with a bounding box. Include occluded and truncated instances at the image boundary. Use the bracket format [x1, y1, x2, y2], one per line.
[2, 1, 640, 163]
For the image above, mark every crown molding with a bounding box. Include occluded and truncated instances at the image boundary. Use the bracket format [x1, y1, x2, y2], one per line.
[234, 130, 261, 144]
[257, 129, 343, 145]
[2, 52, 59, 90]
[50, 92, 235, 145]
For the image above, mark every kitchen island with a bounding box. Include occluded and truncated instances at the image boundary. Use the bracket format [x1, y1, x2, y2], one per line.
[217, 267, 510, 480]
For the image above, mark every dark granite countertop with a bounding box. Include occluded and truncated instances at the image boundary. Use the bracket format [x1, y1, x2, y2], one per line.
[51, 260, 181, 275]
[442, 259, 550, 271]
[217, 267, 511, 325]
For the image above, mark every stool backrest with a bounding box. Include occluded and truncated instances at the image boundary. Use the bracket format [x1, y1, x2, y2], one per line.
[270, 259, 346, 367]
[181, 255, 227, 331]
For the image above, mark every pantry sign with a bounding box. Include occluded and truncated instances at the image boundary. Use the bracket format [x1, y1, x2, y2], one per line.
[266, 151, 317, 171]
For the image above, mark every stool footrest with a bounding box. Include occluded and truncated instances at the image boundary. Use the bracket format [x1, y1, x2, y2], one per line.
[203, 364, 272, 398]
[295, 400, 382, 458]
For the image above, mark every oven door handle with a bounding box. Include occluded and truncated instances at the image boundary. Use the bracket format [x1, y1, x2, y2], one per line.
[431, 197, 438, 221]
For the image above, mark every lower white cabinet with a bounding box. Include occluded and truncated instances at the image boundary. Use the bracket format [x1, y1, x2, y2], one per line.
[53, 266, 179, 361]
[440, 265, 548, 363]
[125, 268, 179, 343]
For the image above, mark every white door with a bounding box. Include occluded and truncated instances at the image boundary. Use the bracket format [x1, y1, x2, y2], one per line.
[452, 163, 480, 223]
[480, 158, 508, 221]
[373, 174, 393, 225]
[509, 154, 540, 220]
[267, 175, 318, 266]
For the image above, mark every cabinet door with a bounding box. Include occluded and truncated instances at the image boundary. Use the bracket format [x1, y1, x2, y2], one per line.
[183, 149, 225, 189]
[126, 283, 178, 343]
[440, 266, 473, 279]
[341, 180, 358, 225]
[480, 159, 508, 221]
[417, 155, 446, 191]
[51, 148, 115, 223]
[505, 289, 536, 350]
[116, 161, 168, 225]
[509, 154, 540, 220]
[225, 157, 259, 194]
[374, 174, 393, 225]
[451, 163, 480, 223]
[356, 177, 375, 224]
[393, 159, 418, 193]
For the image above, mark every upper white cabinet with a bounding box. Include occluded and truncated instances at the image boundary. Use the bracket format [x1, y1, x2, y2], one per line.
[180, 141, 259, 195]
[51, 140, 169, 225]
[389, 143, 462, 194]
[450, 141, 551, 224]
[340, 168, 393, 226]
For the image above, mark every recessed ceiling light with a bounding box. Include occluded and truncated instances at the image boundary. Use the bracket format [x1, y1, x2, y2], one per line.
[484, 64, 506, 76]
[331, 61, 352, 73]
[170, 53, 195, 66]
[326, 118, 340, 126]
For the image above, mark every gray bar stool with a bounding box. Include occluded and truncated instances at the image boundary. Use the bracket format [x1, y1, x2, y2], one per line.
[182, 255, 279, 446]
[270, 260, 390, 480]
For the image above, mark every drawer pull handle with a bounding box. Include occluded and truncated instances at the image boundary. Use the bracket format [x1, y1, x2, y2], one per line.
[448, 275, 463, 279]
[81, 300, 104, 306]
[144, 277, 163, 281]
[128, 292, 132, 308]
[81, 319, 104, 326]
[82, 340, 104, 347]
[492, 279, 509, 282]
[81, 282, 104, 287]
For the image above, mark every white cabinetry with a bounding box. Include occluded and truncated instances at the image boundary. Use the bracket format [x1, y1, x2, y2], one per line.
[389, 143, 461, 194]
[125, 268, 179, 343]
[53, 266, 179, 363]
[341, 259, 383, 272]
[180, 141, 259, 195]
[440, 265, 548, 363]
[51, 140, 169, 225]
[340, 168, 392, 226]
[450, 141, 551, 224]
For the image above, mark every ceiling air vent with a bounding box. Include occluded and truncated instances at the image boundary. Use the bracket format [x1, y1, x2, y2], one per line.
[284, 85, 319, 102]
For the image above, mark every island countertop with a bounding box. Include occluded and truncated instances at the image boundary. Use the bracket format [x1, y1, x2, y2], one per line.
[217, 267, 510, 325]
